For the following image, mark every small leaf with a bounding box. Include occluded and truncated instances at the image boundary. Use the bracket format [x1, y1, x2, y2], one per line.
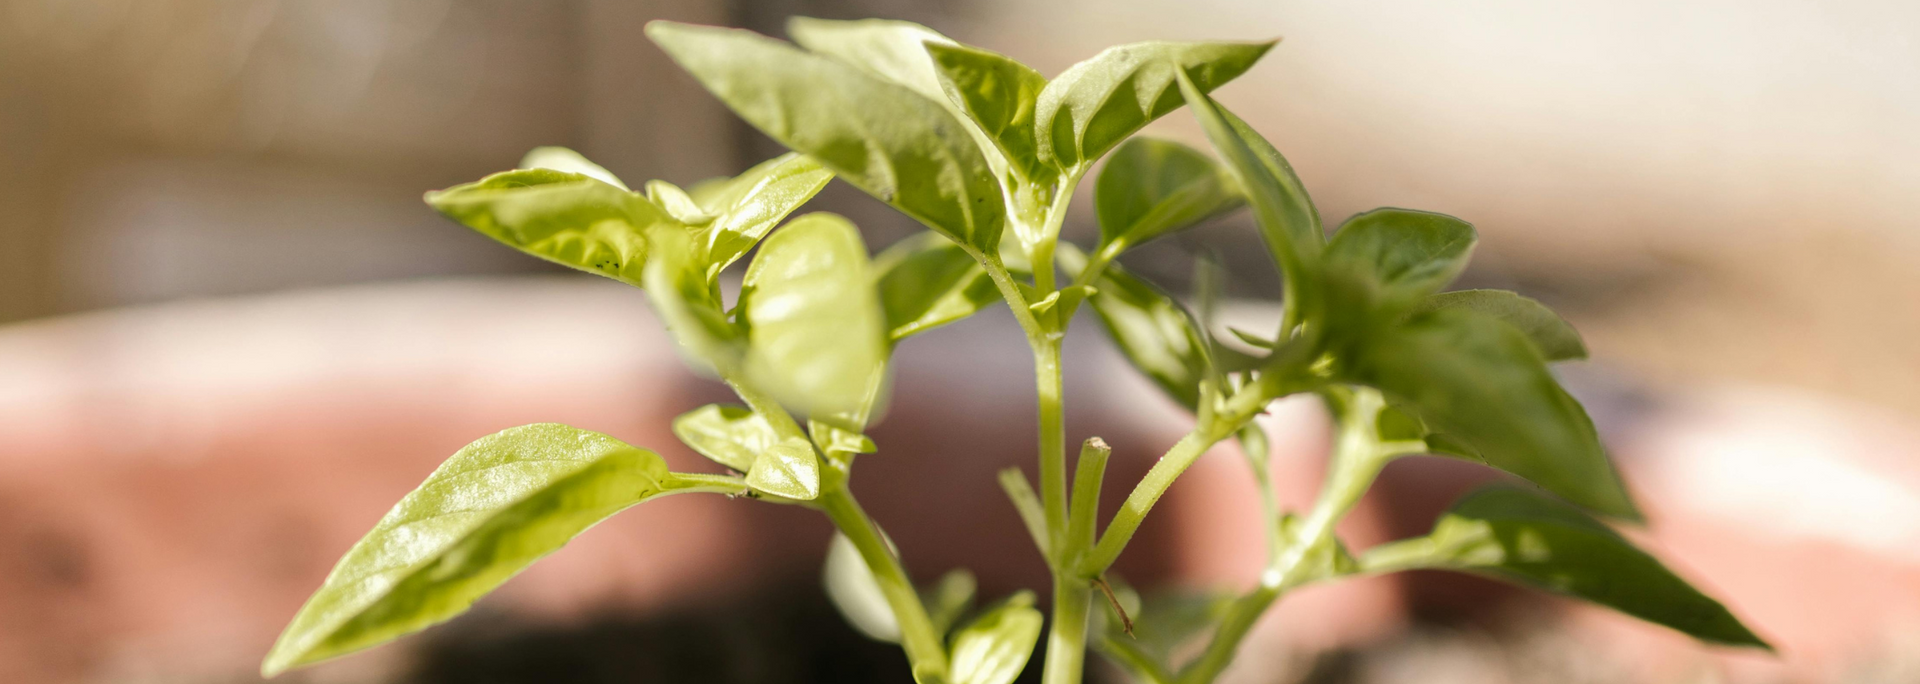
[1362, 485, 1770, 648]
[1036, 40, 1275, 170]
[426, 169, 667, 287]
[646, 179, 716, 225]
[1228, 327, 1275, 349]
[263, 424, 701, 675]
[648, 21, 1005, 253]
[691, 152, 835, 276]
[922, 568, 980, 636]
[671, 404, 777, 472]
[740, 213, 890, 417]
[874, 232, 1000, 341]
[810, 418, 878, 458]
[1325, 208, 1476, 307]
[519, 146, 629, 190]
[1414, 289, 1587, 361]
[948, 592, 1044, 684]
[927, 42, 1054, 185]
[1095, 136, 1243, 252]
[642, 227, 741, 372]
[1064, 248, 1212, 411]
[824, 532, 902, 643]
[1177, 75, 1322, 317]
[746, 437, 822, 500]
[1349, 308, 1637, 519]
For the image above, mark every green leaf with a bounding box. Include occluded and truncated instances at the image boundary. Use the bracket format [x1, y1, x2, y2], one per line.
[1349, 308, 1637, 519]
[1103, 587, 1235, 666]
[690, 152, 835, 276]
[670, 404, 776, 473]
[648, 21, 1005, 253]
[646, 179, 716, 225]
[1325, 208, 1476, 306]
[824, 531, 902, 643]
[810, 417, 878, 460]
[1176, 75, 1322, 317]
[786, 17, 959, 110]
[1036, 40, 1274, 171]
[874, 232, 1000, 341]
[1414, 289, 1587, 362]
[948, 592, 1044, 684]
[425, 169, 668, 288]
[926, 42, 1054, 185]
[262, 424, 706, 675]
[1063, 248, 1212, 410]
[642, 226, 741, 372]
[1278, 513, 1359, 584]
[922, 569, 979, 637]
[739, 213, 889, 417]
[746, 436, 821, 500]
[519, 146, 629, 190]
[1095, 137, 1243, 252]
[1361, 485, 1769, 649]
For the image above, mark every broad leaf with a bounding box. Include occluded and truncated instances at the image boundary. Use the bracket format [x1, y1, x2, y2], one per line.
[1064, 248, 1212, 410]
[645, 179, 715, 225]
[1414, 289, 1587, 361]
[739, 213, 889, 417]
[642, 226, 741, 372]
[691, 152, 835, 276]
[1177, 75, 1322, 317]
[671, 404, 777, 472]
[426, 169, 666, 287]
[1036, 40, 1274, 171]
[1096, 136, 1242, 252]
[648, 21, 1005, 252]
[948, 592, 1044, 684]
[746, 436, 821, 500]
[787, 17, 958, 111]
[263, 424, 704, 675]
[519, 146, 628, 190]
[1361, 485, 1769, 648]
[874, 232, 999, 341]
[1349, 309, 1637, 519]
[1325, 208, 1476, 306]
[927, 42, 1053, 185]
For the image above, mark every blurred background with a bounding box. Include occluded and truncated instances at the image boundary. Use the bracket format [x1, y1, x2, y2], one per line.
[3, 0, 1919, 682]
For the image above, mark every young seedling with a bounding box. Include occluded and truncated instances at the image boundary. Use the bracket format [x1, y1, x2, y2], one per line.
[263, 17, 1771, 684]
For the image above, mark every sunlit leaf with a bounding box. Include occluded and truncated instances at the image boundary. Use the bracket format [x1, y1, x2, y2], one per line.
[671, 404, 777, 472]
[746, 436, 821, 500]
[1361, 485, 1769, 648]
[1037, 40, 1275, 171]
[927, 42, 1054, 185]
[263, 424, 706, 675]
[426, 169, 666, 287]
[1063, 247, 1212, 410]
[648, 21, 1005, 252]
[1325, 208, 1476, 308]
[874, 232, 1000, 341]
[739, 213, 889, 416]
[690, 152, 835, 276]
[824, 531, 902, 643]
[519, 146, 629, 190]
[642, 226, 742, 372]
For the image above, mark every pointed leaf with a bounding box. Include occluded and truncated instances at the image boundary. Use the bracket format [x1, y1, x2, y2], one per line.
[1326, 208, 1476, 307]
[746, 437, 822, 500]
[1414, 289, 1587, 361]
[648, 21, 1005, 252]
[874, 232, 1000, 341]
[787, 17, 958, 109]
[1177, 75, 1322, 316]
[949, 592, 1044, 684]
[263, 424, 703, 675]
[740, 213, 889, 416]
[927, 42, 1054, 184]
[1096, 137, 1243, 252]
[1349, 308, 1637, 519]
[671, 404, 777, 472]
[1037, 40, 1274, 170]
[922, 569, 979, 637]
[1361, 485, 1769, 648]
[691, 152, 835, 275]
[425, 169, 667, 287]
[519, 146, 628, 190]
[646, 179, 715, 225]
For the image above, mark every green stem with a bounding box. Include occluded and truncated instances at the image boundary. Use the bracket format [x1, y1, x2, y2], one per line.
[1035, 338, 1068, 546]
[820, 487, 950, 683]
[1083, 428, 1226, 573]
[1065, 437, 1111, 558]
[1042, 575, 1093, 684]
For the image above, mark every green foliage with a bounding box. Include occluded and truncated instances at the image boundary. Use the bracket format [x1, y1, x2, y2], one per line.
[269, 16, 1766, 684]
[262, 424, 732, 676]
[1361, 486, 1770, 648]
